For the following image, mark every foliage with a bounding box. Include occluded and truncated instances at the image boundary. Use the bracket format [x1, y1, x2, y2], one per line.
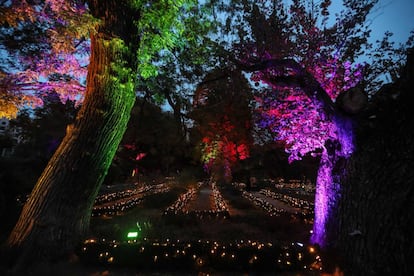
[365, 30, 414, 92]
[112, 97, 194, 180]
[212, 0, 412, 162]
[136, 0, 196, 78]
[0, 0, 206, 119]
[131, 1, 220, 159]
[191, 69, 253, 181]
[13, 91, 78, 159]
[0, 0, 92, 118]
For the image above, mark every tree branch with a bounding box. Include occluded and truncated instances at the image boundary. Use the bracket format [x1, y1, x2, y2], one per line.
[233, 57, 338, 117]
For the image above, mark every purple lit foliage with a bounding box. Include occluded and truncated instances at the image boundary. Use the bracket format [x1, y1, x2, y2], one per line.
[253, 69, 358, 247]
[236, 0, 367, 246]
[255, 87, 334, 163]
[252, 53, 359, 247]
[1, 0, 93, 117]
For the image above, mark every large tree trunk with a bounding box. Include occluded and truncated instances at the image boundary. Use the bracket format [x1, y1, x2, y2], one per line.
[311, 147, 340, 248]
[236, 57, 357, 249]
[6, 1, 138, 270]
[336, 49, 414, 275]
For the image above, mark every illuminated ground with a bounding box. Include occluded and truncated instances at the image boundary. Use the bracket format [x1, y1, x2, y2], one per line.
[90, 179, 313, 243]
[81, 178, 321, 274]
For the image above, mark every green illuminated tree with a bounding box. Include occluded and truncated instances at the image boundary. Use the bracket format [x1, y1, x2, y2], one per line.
[1, 0, 209, 270]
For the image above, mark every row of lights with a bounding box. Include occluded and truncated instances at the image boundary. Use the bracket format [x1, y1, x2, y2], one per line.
[163, 181, 230, 219]
[92, 184, 170, 217]
[79, 238, 323, 273]
[163, 185, 199, 215]
[260, 188, 314, 215]
[94, 185, 154, 205]
[211, 181, 228, 212]
[242, 190, 287, 217]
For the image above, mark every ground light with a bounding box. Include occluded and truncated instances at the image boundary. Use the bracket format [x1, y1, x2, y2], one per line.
[78, 238, 324, 273]
[127, 231, 139, 239]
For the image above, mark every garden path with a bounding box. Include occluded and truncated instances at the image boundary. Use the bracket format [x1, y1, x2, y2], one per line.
[184, 185, 214, 211]
[252, 191, 301, 214]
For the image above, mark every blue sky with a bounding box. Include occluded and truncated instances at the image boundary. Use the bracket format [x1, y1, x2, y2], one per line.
[330, 0, 414, 44]
[369, 0, 414, 43]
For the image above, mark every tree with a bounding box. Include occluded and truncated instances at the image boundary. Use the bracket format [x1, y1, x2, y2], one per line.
[1, 0, 206, 270]
[210, 0, 365, 248]
[210, 0, 413, 272]
[14, 91, 79, 159]
[191, 68, 253, 183]
[215, 0, 413, 249]
[116, 96, 194, 179]
[334, 49, 414, 275]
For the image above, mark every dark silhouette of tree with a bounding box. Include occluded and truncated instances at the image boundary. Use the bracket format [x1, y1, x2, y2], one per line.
[14, 91, 78, 159]
[114, 97, 194, 181]
[336, 49, 414, 275]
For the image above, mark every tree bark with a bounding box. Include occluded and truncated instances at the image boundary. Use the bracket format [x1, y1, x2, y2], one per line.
[235, 57, 355, 249]
[6, 1, 138, 270]
[336, 50, 414, 275]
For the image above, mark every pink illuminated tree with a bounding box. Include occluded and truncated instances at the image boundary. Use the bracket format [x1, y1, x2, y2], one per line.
[199, 0, 412, 248]
[0, 0, 92, 118]
[223, 0, 379, 247]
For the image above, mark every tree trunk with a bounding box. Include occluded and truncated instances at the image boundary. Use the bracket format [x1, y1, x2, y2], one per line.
[6, 1, 138, 269]
[236, 57, 356, 249]
[336, 50, 414, 275]
[311, 147, 338, 248]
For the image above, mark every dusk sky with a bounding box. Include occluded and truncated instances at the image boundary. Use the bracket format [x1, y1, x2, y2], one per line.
[282, 0, 413, 44]
[348, 0, 413, 44]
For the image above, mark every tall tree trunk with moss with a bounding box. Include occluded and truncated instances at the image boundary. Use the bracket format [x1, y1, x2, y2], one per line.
[6, 1, 138, 270]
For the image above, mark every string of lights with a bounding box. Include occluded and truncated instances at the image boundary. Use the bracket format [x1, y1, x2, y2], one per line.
[211, 181, 228, 212]
[78, 238, 323, 273]
[260, 189, 314, 215]
[164, 185, 199, 215]
[92, 184, 170, 217]
[95, 185, 157, 205]
[163, 181, 230, 219]
[242, 190, 287, 217]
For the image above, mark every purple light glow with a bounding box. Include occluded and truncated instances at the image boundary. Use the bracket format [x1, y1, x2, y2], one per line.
[334, 115, 354, 158]
[250, 47, 360, 248]
[311, 115, 354, 247]
[256, 87, 355, 247]
[311, 149, 332, 247]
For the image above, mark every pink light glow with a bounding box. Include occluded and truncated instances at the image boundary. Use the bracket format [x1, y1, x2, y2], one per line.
[135, 152, 146, 161]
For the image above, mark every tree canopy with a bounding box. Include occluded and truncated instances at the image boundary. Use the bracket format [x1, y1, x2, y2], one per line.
[1, 0, 414, 272]
[191, 68, 253, 182]
[1, 0, 215, 270]
[0, 0, 213, 118]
